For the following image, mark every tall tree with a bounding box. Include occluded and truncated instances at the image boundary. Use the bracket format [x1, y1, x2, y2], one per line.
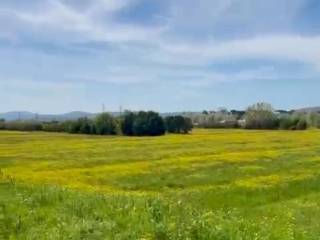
[165, 116, 193, 134]
[95, 113, 117, 135]
[122, 111, 165, 136]
[121, 111, 135, 136]
[245, 103, 277, 129]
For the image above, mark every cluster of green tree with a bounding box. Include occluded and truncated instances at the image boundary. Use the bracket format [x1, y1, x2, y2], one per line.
[244, 103, 279, 129]
[0, 120, 43, 131]
[306, 112, 320, 128]
[0, 112, 193, 136]
[191, 103, 318, 130]
[278, 115, 307, 130]
[121, 111, 166, 136]
[42, 113, 119, 135]
[2, 104, 319, 133]
[164, 116, 193, 133]
[244, 103, 307, 130]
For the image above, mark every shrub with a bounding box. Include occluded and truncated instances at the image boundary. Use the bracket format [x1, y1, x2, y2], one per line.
[278, 115, 307, 130]
[121, 111, 135, 136]
[133, 111, 165, 136]
[42, 121, 65, 132]
[122, 111, 165, 136]
[78, 118, 94, 134]
[0, 119, 5, 130]
[165, 116, 193, 134]
[307, 113, 320, 128]
[43, 119, 96, 134]
[146, 112, 166, 136]
[94, 113, 117, 135]
[67, 120, 81, 134]
[245, 103, 278, 129]
[279, 116, 296, 130]
[296, 118, 307, 130]
[181, 117, 193, 133]
[4, 121, 43, 131]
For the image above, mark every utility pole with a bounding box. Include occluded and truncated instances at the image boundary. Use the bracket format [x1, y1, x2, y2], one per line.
[102, 103, 105, 113]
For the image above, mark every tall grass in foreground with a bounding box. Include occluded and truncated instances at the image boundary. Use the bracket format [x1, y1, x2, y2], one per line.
[1, 178, 320, 239]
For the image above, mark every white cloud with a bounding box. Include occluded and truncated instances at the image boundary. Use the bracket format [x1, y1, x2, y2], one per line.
[162, 0, 306, 40]
[86, 0, 133, 13]
[1, 0, 317, 69]
[157, 35, 320, 69]
[0, 0, 164, 43]
[0, 0, 319, 89]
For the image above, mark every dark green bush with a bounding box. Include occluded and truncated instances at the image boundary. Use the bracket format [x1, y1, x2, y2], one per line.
[4, 121, 43, 131]
[279, 115, 307, 130]
[122, 111, 165, 136]
[94, 113, 117, 135]
[296, 118, 307, 130]
[42, 121, 65, 132]
[121, 111, 135, 136]
[0, 119, 5, 130]
[165, 116, 193, 134]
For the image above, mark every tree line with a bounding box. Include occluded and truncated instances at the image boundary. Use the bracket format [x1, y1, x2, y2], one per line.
[192, 102, 311, 130]
[0, 111, 193, 136]
[244, 103, 308, 130]
[1, 102, 319, 135]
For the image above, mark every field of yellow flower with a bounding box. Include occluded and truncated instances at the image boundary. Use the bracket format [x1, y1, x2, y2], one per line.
[1, 129, 320, 239]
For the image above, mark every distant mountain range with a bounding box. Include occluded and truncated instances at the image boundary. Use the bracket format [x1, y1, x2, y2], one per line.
[0, 111, 98, 121]
[295, 107, 320, 113]
[0, 111, 190, 121]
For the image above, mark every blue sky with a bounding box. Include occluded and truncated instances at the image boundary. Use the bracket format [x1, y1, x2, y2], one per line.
[1, 0, 320, 113]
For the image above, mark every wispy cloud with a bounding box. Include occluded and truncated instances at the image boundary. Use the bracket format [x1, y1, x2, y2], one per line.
[0, 0, 164, 43]
[158, 35, 320, 69]
[0, 0, 319, 112]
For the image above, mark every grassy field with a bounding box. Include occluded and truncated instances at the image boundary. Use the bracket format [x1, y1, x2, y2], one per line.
[1, 129, 320, 239]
